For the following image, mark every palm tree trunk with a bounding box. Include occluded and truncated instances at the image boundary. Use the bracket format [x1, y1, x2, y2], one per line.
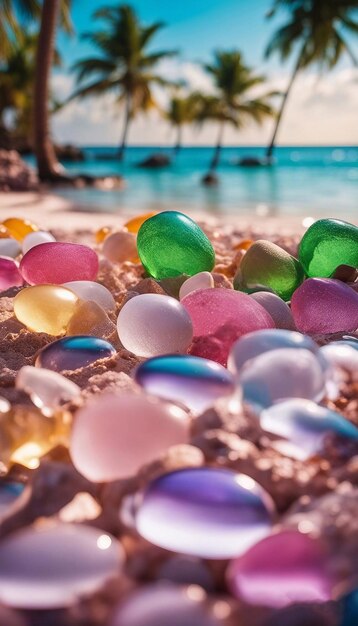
[265, 46, 304, 161]
[210, 121, 225, 170]
[118, 95, 131, 160]
[173, 125, 182, 156]
[33, 0, 64, 180]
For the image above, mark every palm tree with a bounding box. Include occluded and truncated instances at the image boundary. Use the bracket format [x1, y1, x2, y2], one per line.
[201, 50, 276, 171]
[0, 0, 39, 59]
[265, 0, 358, 160]
[166, 93, 201, 156]
[70, 4, 177, 161]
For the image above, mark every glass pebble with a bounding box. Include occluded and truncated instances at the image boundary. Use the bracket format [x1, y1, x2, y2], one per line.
[228, 329, 319, 374]
[102, 231, 138, 263]
[134, 354, 235, 413]
[0, 225, 11, 238]
[299, 218, 358, 278]
[0, 481, 24, 519]
[0, 524, 123, 608]
[20, 242, 98, 285]
[117, 294, 193, 357]
[124, 211, 157, 234]
[66, 300, 115, 337]
[22, 230, 55, 254]
[36, 336, 116, 372]
[137, 211, 215, 279]
[135, 468, 274, 559]
[14, 285, 79, 335]
[63, 280, 115, 311]
[234, 240, 304, 301]
[320, 344, 358, 376]
[182, 288, 274, 366]
[70, 393, 190, 482]
[95, 225, 111, 243]
[228, 530, 337, 608]
[16, 366, 80, 415]
[240, 348, 326, 411]
[2, 217, 38, 241]
[260, 398, 358, 460]
[0, 256, 23, 291]
[179, 272, 214, 300]
[291, 278, 358, 334]
[249, 292, 296, 330]
[342, 589, 358, 626]
[0, 238, 21, 258]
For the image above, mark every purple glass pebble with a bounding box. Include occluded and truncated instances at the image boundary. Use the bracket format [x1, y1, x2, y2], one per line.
[20, 242, 98, 285]
[135, 468, 275, 559]
[228, 530, 337, 608]
[291, 278, 358, 334]
[0, 256, 23, 291]
[249, 292, 296, 331]
[35, 336, 116, 372]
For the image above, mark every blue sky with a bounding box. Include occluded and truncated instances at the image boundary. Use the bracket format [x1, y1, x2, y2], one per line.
[53, 1, 358, 146]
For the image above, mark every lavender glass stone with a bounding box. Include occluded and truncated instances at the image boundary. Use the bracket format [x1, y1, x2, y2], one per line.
[260, 399, 358, 460]
[240, 348, 326, 411]
[249, 291, 296, 330]
[35, 336, 116, 372]
[291, 278, 358, 334]
[135, 468, 275, 559]
[20, 242, 99, 285]
[320, 344, 358, 376]
[0, 256, 23, 291]
[0, 481, 24, 519]
[134, 355, 235, 413]
[228, 530, 337, 608]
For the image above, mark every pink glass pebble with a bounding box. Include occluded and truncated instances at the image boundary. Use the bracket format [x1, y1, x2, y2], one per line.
[227, 530, 337, 609]
[0, 256, 23, 291]
[291, 278, 358, 334]
[20, 242, 99, 285]
[182, 288, 274, 365]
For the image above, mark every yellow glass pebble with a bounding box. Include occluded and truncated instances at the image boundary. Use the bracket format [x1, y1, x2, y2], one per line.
[95, 226, 111, 244]
[0, 225, 11, 238]
[14, 285, 79, 335]
[2, 217, 39, 242]
[66, 300, 116, 338]
[124, 212, 157, 234]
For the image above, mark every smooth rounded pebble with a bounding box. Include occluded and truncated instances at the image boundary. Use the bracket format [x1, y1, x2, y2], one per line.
[102, 231, 138, 263]
[36, 336, 116, 372]
[66, 300, 115, 337]
[299, 218, 358, 278]
[70, 393, 190, 482]
[117, 294, 193, 357]
[63, 280, 115, 311]
[16, 366, 80, 414]
[320, 343, 358, 376]
[0, 256, 23, 291]
[2, 217, 38, 242]
[124, 211, 157, 234]
[249, 291, 296, 330]
[20, 242, 99, 285]
[0, 238, 21, 259]
[22, 231, 56, 254]
[13, 285, 79, 335]
[179, 272, 214, 300]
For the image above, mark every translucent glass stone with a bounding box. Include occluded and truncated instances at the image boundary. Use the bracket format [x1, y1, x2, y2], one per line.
[179, 272, 214, 300]
[0, 256, 23, 291]
[291, 278, 358, 334]
[260, 399, 358, 460]
[0, 481, 24, 519]
[36, 336, 116, 372]
[0, 238, 21, 258]
[240, 348, 325, 411]
[228, 329, 319, 374]
[13, 285, 79, 335]
[66, 300, 115, 337]
[22, 230, 55, 254]
[320, 344, 358, 376]
[63, 280, 115, 311]
[124, 211, 157, 234]
[137, 211, 215, 279]
[233, 240, 305, 301]
[299, 218, 358, 278]
[70, 393, 190, 482]
[20, 242, 99, 285]
[2, 217, 38, 241]
[102, 231, 138, 263]
[95, 225, 111, 243]
[16, 366, 80, 415]
[182, 288, 275, 366]
[135, 468, 275, 559]
[0, 524, 123, 608]
[109, 584, 221, 626]
[249, 292, 296, 330]
[134, 354, 235, 413]
[117, 294, 193, 357]
[228, 530, 337, 608]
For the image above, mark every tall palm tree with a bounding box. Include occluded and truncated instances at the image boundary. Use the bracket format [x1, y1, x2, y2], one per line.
[166, 93, 201, 155]
[265, 0, 358, 160]
[0, 0, 39, 59]
[70, 4, 177, 160]
[201, 50, 276, 171]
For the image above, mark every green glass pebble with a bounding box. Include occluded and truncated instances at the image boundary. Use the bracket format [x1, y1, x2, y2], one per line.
[137, 211, 215, 279]
[234, 240, 304, 302]
[299, 218, 358, 278]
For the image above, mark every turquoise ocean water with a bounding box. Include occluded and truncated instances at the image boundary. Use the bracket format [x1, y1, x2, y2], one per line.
[50, 146, 357, 218]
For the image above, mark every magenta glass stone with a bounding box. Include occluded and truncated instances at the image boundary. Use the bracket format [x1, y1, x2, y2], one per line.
[20, 242, 98, 285]
[135, 468, 275, 559]
[291, 278, 358, 334]
[182, 289, 275, 366]
[227, 530, 337, 608]
[35, 336, 116, 372]
[0, 256, 23, 291]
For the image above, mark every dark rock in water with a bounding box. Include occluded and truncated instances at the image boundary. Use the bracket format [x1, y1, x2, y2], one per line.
[201, 172, 219, 186]
[238, 156, 273, 167]
[55, 144, 85, 162]
[137, 153, 171, 168]
[0, 149, 39, 191]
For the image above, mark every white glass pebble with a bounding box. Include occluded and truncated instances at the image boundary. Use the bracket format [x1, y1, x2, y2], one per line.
[22, 231, 56, 254]
[16, 366, 80, 415]
[63, 280, 116, 311]
[179, 272, 214, 301]
[0, 239, 21, 259]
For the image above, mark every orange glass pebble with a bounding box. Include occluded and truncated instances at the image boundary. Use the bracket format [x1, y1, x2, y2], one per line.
[102, 231, 139, 263]
[2, 218, 38, 242]
[124, 212, 157, 234]
[0, 225, 11, 238]
[234, 239, 253, 251]
[95, 226, 111, 244]
[14, 285, 79, 335]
